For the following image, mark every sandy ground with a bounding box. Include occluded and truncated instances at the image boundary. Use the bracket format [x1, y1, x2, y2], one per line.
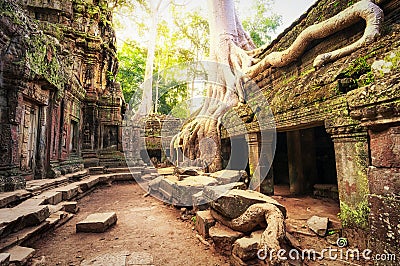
[29, 182, 350, 266]
[30, 182, 228, 266]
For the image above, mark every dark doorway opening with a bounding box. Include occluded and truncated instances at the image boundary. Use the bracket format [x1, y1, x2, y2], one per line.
[272, 126, 338, 200]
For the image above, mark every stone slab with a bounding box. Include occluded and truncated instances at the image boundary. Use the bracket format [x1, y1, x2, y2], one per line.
[126, 252, 154, 265]
[62, 201, 79, 214]
[208, 189, 286, 219]
[195, 210, 215, 239]
[210, 170, 246, 184]
[0, 205, 50, 238]
[307, 216, 329, 237]
[209, 223, 244, 256]
[55, 184, 79, 200]
[32, 191, 63, 205]
[232, 230, 263, 261]
[0, 190, 31, 208]
[5, 246, 34, 266]
[75, 176, 100, 192]
[76, 212, 117, 233]
[0, 253, 10, 265]
[81, 252, 127, 266]
[0, 221, 49, 251]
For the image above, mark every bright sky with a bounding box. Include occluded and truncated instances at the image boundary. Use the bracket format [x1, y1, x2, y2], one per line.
[270, 0, 317, 38]
[115, 0, 317, 47]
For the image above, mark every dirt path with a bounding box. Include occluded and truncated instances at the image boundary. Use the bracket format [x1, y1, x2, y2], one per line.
[30, 182, 228, 266]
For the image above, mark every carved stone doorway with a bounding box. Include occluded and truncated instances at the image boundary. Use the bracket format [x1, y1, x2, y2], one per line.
[19, 102, 39, 174]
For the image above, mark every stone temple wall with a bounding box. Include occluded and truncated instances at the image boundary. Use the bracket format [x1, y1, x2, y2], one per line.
[222, 0, 399, 259]
[0, 0, 125, 190]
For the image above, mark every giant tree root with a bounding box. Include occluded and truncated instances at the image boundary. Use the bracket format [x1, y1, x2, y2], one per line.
[210, 203, 286, 265]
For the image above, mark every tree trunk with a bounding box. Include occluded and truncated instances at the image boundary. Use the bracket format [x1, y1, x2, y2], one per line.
[172, 0, 383, 172]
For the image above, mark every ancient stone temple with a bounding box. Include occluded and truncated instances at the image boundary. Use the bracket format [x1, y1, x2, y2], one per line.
[217, 0, 399, 260]
[0, 0, 125, 191]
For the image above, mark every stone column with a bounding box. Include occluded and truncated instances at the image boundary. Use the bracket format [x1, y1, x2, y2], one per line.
[246, 132, 274, 195]
[327, 123, 370, 229]
[35, 105, 48, 179]
[286, 128, 317, 195]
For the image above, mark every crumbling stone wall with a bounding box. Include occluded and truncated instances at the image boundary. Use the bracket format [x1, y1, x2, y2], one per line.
[0, 0, 125, 190]
[222, 0, 399, 260]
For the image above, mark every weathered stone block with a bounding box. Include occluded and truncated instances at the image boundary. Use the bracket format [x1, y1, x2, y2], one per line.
[76, 176, 100, 192]
[76, 212, 117, 233]
[33, 191, 63, 205]
[369, 126, 400, 168]
[195, 210, 215, 239]
[56, 184, 79, 200]
[208, 189, 286, 219]
[232, 230, 262, 261]
[63, 201, 79, 214]
[209, 223, 244, 256]
[368, 167, 400, 195]
[5, 246, 34, 266]
[368, 194, 400, 260]
[307, 215, 329, 237]
[210, 170, 245, 184]
[0, 253, 10, 266]
[192, 191, 209, 211]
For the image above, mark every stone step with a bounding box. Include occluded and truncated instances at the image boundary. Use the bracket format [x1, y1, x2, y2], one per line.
[88, 166, 105, 174]
[53, 184, 79, 201]
[4, 246, 34, 266]
[209, 223, 244, 256]
[0, 221, 49, 252]
[105, 167, 132, 173]
[0, 190, 31, 208]
[25, 176, 69, 194]
[113, 172, 141, 181]
[0, 205, 50, 238]
[76, 212, 117, 233]
[75, 176, 100, 192]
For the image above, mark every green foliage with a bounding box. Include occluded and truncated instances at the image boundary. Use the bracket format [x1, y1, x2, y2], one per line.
[191, 216, 196, 224]
[116, 40, 147, 102]
[241, 0, 281, 47]
[338, 201, 370, 229]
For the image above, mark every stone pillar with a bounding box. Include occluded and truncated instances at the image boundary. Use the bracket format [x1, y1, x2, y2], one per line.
[35, 105, 48, 179]
[286, 128, 317, 195]
[327, 124, 370, 229]
[246, 132, 274, 195]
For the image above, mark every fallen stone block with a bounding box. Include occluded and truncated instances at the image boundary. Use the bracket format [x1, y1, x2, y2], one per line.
[5, 246, 34, 266]
[232, 230, 263, 261]
[0, 204, 50, 238]
[209, 223, 244, 256]
[33, 191, 63, 205]
[210, 170, 246, 185]
[0, 253, 10, 265]
[174, 167, 200, 176]
[55, 184, 79, 200]
[192, 191, 209, 212]
[76, 212, 117, 233]
[63, 201, 79, 214]
[81, 252, 127, 266]
[203, 182, 247, 202]
[0, 190, 31, 208]
[209, 189, 286, 219]
[195, 210, 216, 239]
[307, 216, 329, 237]
[75, 176, 100, 192]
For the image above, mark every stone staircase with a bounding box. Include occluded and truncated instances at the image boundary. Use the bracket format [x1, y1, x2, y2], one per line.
[0, 165, 158, 265]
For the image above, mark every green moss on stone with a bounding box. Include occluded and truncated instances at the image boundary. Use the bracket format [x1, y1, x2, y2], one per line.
[338, 200, 370, 229]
